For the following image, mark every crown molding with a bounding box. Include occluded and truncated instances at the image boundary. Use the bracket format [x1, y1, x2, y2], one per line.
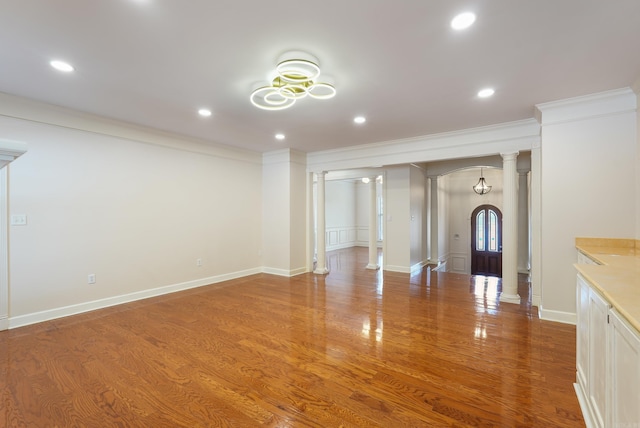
[0, 91, 262, 165]
[0, 138, 27, 163]
[535, 87, 636, 126]
[307, 118, 540, 172]
[262, 149, 307, 166]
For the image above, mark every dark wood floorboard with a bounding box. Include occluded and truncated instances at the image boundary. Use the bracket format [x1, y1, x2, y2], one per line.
[0, 247, 584, 427]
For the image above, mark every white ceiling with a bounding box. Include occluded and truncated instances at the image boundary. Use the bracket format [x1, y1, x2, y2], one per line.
[1, 1, 639, 154]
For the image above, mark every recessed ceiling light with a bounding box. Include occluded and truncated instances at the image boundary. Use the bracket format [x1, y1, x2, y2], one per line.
[354, 116, 366, 124]
[451, 12, 476, 30]
[50, 60, 74, 72]
[275, 133, 285, 140]
[198, 108, 212, 117]
[477, 88, 495, 98]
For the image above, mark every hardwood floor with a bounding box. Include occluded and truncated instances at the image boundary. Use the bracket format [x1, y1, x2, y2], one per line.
[1, 248, 584, 427]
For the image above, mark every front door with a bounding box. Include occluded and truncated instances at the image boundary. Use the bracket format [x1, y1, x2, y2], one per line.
[471, 205, 502, 277]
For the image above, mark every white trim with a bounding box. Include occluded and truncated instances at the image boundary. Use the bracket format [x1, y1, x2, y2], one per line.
[385, 264, 411, 273]
[531, 294, 541, 308]
[0, 138, 28, 164]
[263, 149, 307, 166]
[262, 266, 308, 277]
[433, 261, 447, 272]
[538, 305, 577, 325]
[574, 383, 596, 428]
[410, 260, 428, 274]
[0, 92, 261, 165]
[0, 167, 7, 331]
[535, 88, 636, 126]
[307, 118, 540, 172]
[8, 267, 262, 329]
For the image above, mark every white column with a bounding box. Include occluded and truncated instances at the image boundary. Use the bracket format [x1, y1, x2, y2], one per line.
[366, 177, 379, 270]
[429, 176, 439, 264]
[500, 152, 520, 304]
[0, 166, 8, 330]
[426, 177, 432, 260]
[313, 171, 329, 274]
[530, 144, 542, 307]
[517, 170, 530, 274]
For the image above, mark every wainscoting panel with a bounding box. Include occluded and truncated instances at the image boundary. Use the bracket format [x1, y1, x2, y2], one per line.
[326, 227, 358, 251]
[449, 253, 468, 274]
[356, 227, 369, 246]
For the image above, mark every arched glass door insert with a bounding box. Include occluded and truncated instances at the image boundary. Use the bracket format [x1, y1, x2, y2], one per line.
[471, 205, 502, 277]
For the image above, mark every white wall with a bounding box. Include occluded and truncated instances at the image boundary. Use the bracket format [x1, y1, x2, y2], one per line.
[289, 154, 307, 273]
[355, 181, 369, 245]
[385, 165, 411, 272]
[437, 174, 449, 268]
[262, 153, 290, 273]
[262, 149, 307, 276]
[409, 165, 427, 270]
[1, 104, 263, 327]
[324, 180, 357, 250]
[445, 168, 504, 274]
[636, 85, 640, 238]
[537, 89, 637, 323]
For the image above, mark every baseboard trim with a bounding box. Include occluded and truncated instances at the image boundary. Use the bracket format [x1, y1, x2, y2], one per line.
[573, 383, 594, 428]
[538, 305, 576, 325]
[8, 267, 262, 330]
[410, 261, 428, 274]
[385, 264, 411, 273]
[262, 266, 308, 277]
[0, 316, 8, 331]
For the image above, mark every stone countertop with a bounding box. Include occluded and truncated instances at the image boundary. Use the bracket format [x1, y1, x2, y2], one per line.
[575, 238, 640, 332]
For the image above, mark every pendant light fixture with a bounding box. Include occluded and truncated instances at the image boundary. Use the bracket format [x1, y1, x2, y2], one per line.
[473, 168, 492, 195]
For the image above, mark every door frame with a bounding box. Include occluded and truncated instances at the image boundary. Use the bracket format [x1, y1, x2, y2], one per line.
[470, 204, 502, 277]
[1, 166, 8, 330]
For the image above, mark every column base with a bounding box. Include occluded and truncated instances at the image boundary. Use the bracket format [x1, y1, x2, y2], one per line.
[313, 267, 329, 275]
[365, 264, 380, 270]
[499, 293, 521, 304]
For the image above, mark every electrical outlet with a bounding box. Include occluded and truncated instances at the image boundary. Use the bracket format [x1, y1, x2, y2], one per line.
[196, 258, 202, 267]
[88, 274, 96, 284]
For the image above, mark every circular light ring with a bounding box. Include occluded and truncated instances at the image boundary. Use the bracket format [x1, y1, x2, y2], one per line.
[307, 83, 336, 100]
[250, 87, 296, 110]
[279, 84, 309, 100]
[263, 90, 291, 106]
[276, 59, 320, 83]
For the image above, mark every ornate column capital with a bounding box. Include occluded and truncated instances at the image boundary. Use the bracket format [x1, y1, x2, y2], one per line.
[500, 151, 519, 162]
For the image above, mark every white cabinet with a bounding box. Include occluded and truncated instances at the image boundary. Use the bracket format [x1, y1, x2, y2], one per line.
[576, 274, 640, 428]
[576, 274, 610, 428]
[587, 286, 609, 428]
[609, 309, 640, 427]
[576, 276, 589, 396]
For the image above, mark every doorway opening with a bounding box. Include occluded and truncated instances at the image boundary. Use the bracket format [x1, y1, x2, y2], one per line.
[471, 204, 502, 277]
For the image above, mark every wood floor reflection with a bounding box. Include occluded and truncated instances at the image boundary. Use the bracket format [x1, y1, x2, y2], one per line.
[1, 247, 584, 427]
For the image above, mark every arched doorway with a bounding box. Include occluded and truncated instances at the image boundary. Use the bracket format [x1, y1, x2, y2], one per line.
[471, 204, 502, 277]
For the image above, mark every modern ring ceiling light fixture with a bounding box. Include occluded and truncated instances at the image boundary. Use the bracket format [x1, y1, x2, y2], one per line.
[473, 168, 492, 195]
[250, 51, 336, 111]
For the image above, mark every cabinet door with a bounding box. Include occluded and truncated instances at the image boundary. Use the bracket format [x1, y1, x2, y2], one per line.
[576, 275, 590, 394]
[588, 288, 609, 428]
[609, 309, 640, 427]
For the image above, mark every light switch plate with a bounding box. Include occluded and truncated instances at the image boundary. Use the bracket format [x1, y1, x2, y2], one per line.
[10, 214, 27, 226]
